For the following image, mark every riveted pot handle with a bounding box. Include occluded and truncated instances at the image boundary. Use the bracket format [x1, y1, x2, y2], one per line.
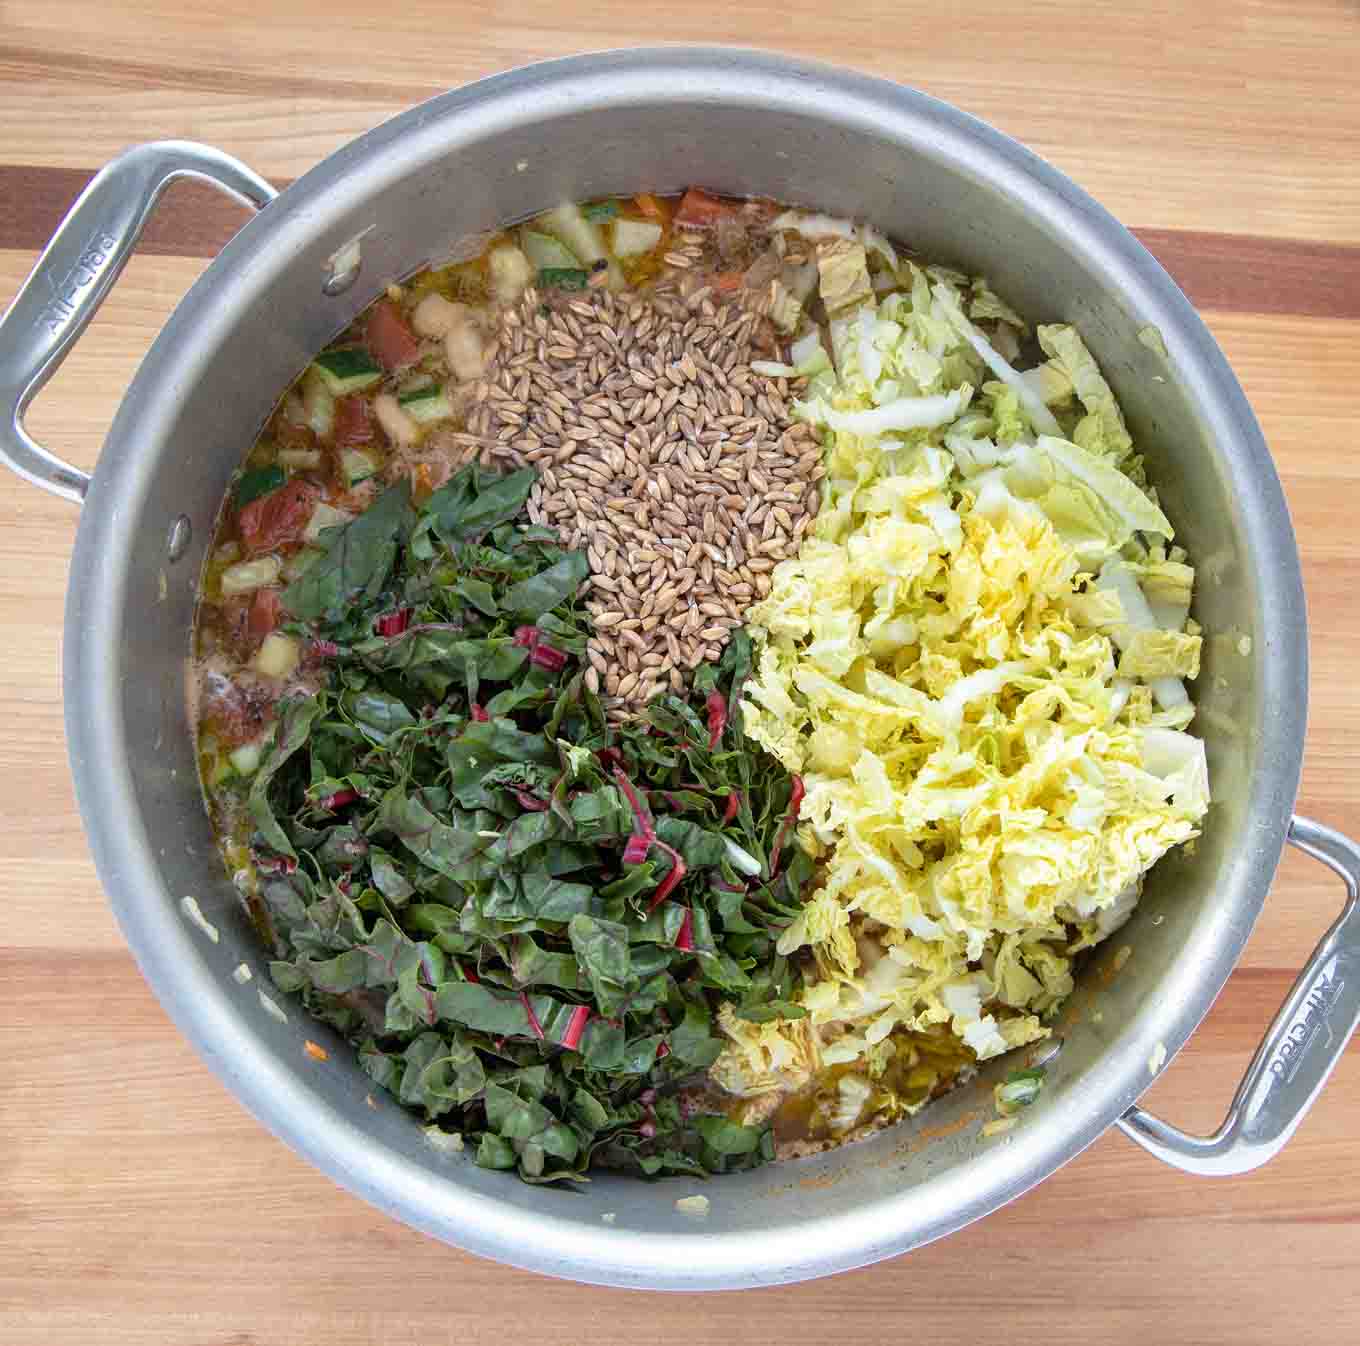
[0, 141, 276, 505]
[1118, 815, 1360, 1176]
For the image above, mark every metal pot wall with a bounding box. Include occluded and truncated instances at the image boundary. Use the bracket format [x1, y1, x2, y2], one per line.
[2, 48, 1358, 1290]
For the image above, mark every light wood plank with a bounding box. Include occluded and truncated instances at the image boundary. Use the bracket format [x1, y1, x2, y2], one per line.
[2, 6, 1359, 1335]
[0, 1, 1357, 241]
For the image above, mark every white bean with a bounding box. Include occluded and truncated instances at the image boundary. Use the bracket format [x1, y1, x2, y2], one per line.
[488, 244, 534, 302]
[445, 323, 486, 382]
[373, 392, 419, 446]
[410, 292, 467, 338]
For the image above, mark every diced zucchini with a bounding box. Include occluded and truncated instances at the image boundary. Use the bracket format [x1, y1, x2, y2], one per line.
[254, 632, 301, 680]
[303, 502, 354, 543]
[537, 203, 607, 264]
[610, 218, 663, 258]
[229, 738, 266, 777]
[220, 555, 282, 596]
[520, 230, 581, 270]
[234, 465, 285, 510]
[537, 203, 626, 290]
[539, 267, 590, 291]
[312, 348, 383, 395]
[488, 244, 534, 303]
[302, 365, 336, 436]
[282, 546, 322, 581]
[583, 200, 620, 222]
[340, 447, 381, 484]
[277, 447, 323, 470]
[396, 385, 453, 426]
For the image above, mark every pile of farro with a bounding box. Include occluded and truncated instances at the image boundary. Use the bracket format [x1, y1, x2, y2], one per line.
[456, 268, 824, 714]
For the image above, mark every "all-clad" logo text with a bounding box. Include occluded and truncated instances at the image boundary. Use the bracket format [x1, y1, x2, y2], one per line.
[1268, 956, 1344, 1085]
[38, 230, 119, 338]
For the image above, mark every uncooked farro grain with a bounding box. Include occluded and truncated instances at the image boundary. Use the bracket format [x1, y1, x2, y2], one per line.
[461, 266, 821, 715]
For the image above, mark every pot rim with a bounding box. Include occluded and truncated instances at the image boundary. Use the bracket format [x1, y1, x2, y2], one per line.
[62, 46, 1308, 1289]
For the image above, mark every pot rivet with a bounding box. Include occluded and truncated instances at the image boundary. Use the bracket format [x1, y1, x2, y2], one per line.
[323, 231, 368, 297]
[323, 262, 360, 297]
[166, 514, 192, 563]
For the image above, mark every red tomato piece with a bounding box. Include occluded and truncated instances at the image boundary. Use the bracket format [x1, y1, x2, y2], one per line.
[674, 187, 732, 228]
[247, 587, 284, 640]
[333, 394, 373, 447]
[366, 298, 421, 371]
[237, 478, 319, 555]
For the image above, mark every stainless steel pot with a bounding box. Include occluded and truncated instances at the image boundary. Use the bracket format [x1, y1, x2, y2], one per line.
[3, 48, 1358, 1290]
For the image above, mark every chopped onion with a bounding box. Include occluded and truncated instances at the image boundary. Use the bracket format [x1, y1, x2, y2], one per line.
[220, 555, 282, 596]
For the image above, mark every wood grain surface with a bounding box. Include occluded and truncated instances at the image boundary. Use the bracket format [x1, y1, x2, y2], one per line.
[2, 3, 1358, 1342]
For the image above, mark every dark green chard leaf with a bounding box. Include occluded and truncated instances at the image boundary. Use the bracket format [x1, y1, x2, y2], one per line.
[568, 915, 632, 1016]
[694, 1114, 765, 1156]
[500, 552, 590, 619]
[375, 787, 493, 878]
[231, 458, 818, 1186]
[422, 466, 537, 544]
[282, 480, 415, 622]
[369, 847, 415, 903]
[248, 696, 325, 858]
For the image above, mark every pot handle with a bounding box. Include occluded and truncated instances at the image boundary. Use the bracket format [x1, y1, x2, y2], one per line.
[0, 141, 276, 505]
[1117, 814, 1360, 1176]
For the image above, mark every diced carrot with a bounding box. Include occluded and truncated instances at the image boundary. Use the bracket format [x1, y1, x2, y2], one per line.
[366, 298, 422, 371]
[238, 478, 319, 555]
[247, 587, 284, 640]
[712, 270, 744, 293]
[332, 394, 373, 447]
[674, 187, 732, 229]
[634, 192, 667, 220]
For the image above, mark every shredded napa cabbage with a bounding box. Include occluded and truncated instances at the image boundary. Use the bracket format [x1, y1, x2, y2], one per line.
[718, 255, 1210, 1086]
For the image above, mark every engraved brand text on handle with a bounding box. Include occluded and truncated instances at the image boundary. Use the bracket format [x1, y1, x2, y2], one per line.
[38, 231, 119, 338]
[1268, 956, 1344, 1085]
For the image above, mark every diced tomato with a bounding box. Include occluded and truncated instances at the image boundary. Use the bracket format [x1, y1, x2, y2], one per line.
[247, 587, 284, 640]
[366, 298, 422, 371]
[237, 478, 319, 555]
[674, 188, 732, 229]
[333, 394, 373, 447]
[712, 270, 744, 293]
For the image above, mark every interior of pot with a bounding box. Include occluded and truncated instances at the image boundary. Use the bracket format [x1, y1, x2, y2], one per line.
[64, 50, 1306, 1288]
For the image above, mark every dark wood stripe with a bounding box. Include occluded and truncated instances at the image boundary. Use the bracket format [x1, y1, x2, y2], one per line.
[0, 165, 262, 260]
[1132, 227, 1360, 322]
[3, 163, 1358, 321]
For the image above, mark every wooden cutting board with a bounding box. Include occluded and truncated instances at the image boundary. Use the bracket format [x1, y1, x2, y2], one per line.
[2, 3, 1358, 1342]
